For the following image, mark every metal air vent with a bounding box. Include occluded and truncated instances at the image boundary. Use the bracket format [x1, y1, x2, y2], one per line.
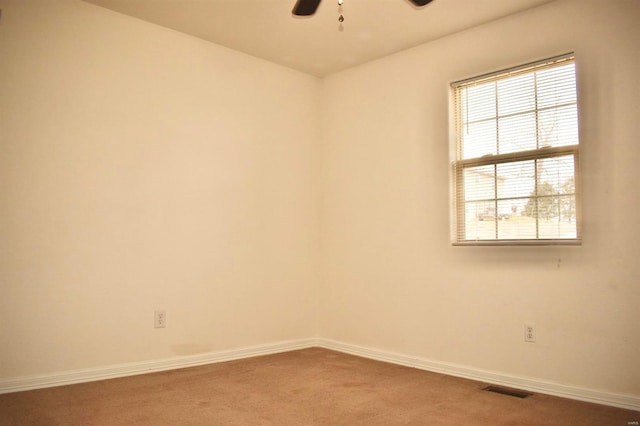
[483, 385, 533, 399]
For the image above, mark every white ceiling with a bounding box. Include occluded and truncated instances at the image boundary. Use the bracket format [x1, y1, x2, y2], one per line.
[83, 0, 555, 77]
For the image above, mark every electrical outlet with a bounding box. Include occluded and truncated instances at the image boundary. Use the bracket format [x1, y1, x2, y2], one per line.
[524, 323, 536, 343]
[154, 310, 166, 328]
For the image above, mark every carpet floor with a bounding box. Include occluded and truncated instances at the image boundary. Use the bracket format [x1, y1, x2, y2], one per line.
[0, 348, 637, 425]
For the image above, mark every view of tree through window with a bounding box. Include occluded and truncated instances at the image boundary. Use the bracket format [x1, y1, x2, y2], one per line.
[452, 54, 581, 244]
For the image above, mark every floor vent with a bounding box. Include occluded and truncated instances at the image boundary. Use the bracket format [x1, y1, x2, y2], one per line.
[483, 385, 533, 399]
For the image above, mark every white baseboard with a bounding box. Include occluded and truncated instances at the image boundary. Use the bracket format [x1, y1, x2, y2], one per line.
[2, 337, 638, 412]
[316, 338, 640, 412]
[0, 338, 318, 395]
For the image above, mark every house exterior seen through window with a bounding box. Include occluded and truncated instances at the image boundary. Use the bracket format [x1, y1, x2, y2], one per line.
[451, 54, 581, 245]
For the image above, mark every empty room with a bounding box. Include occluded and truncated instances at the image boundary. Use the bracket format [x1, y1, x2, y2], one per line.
[0, 0, 639, 424]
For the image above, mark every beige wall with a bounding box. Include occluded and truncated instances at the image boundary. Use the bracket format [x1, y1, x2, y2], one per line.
[0, 0, 321, 377]
[1, 0, 638, 400]
[320, 0, 640, 396]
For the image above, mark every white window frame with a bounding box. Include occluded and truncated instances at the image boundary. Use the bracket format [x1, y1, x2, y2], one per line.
[450, 53, 582, 246]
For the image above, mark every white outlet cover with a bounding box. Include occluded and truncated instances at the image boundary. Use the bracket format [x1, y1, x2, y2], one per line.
[154, 310, 166, 328]
[524, 323, 536, 343]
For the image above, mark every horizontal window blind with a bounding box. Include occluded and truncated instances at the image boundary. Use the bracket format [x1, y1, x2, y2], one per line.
[452, 54, 581, 245]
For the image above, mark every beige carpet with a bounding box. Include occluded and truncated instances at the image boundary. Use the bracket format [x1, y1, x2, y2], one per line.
[0, 348, 637, 425]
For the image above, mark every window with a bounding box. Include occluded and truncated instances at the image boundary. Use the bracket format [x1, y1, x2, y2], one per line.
[451, 54, 581, 245]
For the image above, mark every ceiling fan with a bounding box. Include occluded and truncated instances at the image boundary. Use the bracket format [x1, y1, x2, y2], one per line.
[293, 0, 434, 16]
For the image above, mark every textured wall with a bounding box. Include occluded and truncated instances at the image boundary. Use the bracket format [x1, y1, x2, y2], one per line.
[0, 0, 321, 377]
[320, 0, 640, 396]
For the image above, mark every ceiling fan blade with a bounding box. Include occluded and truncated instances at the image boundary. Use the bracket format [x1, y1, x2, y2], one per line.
[292, 0, 322, 16]
[408, 0, 434, 6]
